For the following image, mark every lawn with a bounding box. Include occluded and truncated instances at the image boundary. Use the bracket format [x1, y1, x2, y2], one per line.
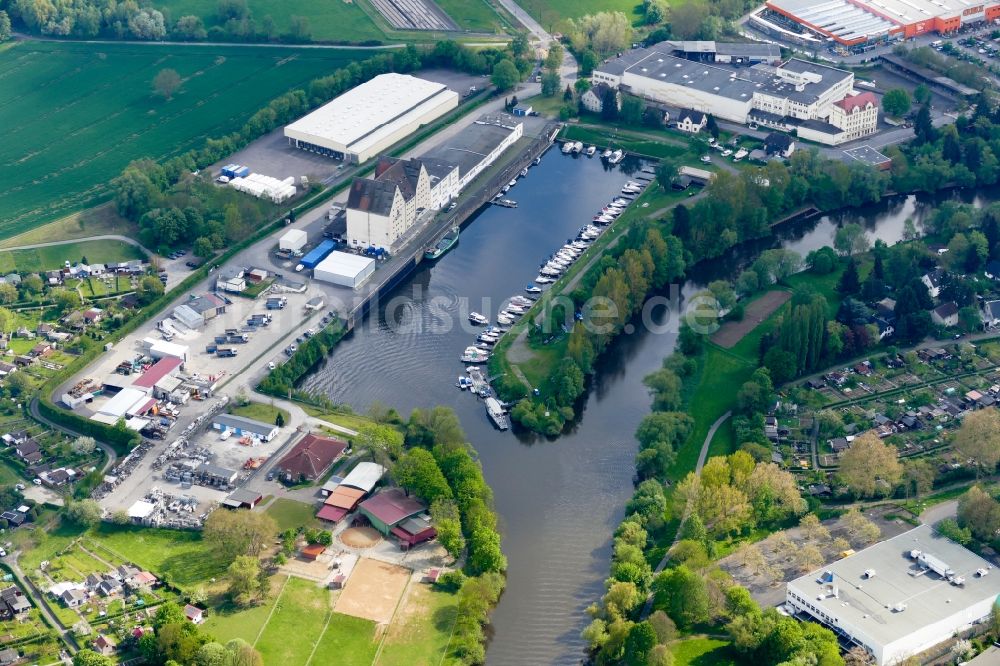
[84, 525, 227, 589]
[670, 637, 735, 666]
[2, 240, 145, 273]
[254, 576, 330, 664]
[517, 0, 643, 28]
[376, 585, 457, 666]
[265, 498, 320, 532]
[230, 401, 290, 427]
[313, 612, 379, 666]
[436, 0, 512, 33]
[0, 41, 371, 241]
[562, 123, 701, 161]
[202, 577, 285, 644]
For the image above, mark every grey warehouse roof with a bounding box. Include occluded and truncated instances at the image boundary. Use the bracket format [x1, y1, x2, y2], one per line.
[787, 524, 1000, 647]
[622, 53, 851, 106]
[422, 115, 520, 179]
[213, 414, 276, 436]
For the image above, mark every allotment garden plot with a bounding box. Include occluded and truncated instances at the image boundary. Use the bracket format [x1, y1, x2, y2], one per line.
[0, 41, 370, 240]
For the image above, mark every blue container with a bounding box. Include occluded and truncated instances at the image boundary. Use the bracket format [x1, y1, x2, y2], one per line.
[299, 239, 337, 269]
[234, 166, 250, 178]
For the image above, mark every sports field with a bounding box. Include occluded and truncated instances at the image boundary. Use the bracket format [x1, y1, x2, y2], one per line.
[517, 0, 643, 28]
[155, 0, 509, 42]
[0, 41, 370, 241]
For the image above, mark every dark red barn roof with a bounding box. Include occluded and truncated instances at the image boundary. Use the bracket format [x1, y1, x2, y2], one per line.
[277, 433, 348, 481]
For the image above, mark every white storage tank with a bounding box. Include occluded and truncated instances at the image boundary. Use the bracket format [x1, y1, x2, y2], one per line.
[279, 229, 308, 252]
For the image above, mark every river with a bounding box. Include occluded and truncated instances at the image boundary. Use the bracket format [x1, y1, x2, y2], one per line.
[299, 151, 999, 664]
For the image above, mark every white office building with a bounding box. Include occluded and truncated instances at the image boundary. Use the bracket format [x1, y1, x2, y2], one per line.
[786, 524, 1000, 665]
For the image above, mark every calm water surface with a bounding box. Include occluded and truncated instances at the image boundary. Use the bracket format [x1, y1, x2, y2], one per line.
[300, 153, 1000, 664]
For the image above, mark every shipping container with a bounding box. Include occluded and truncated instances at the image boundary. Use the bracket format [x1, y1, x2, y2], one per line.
[299, 239, 338, 269]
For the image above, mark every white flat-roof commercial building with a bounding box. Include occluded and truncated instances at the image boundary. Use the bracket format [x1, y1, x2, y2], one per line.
[313, 251, 376, 289]
[786, 524, 1000, 665]
[594, 47, 862, 145]
[284, 73, 459, 164]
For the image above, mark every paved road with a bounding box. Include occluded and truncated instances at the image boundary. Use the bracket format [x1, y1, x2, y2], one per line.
[919, 499, 958, 527]
[7, 554, 80, 653]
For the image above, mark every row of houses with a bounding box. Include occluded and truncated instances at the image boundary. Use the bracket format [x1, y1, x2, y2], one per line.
[49, 564, 158, 608]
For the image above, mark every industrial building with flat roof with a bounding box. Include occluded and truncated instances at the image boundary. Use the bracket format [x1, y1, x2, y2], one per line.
[767, 0, 1000, 46]
[284, 73, 459, 164]
[786, 524, 1000, 665]
[594, 46, 875, 146]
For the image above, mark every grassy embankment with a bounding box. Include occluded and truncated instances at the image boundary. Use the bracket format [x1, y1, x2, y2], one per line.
[230, 401, 290, 426]
[0, 240, 144, 273]
[0, 41, 372, 242]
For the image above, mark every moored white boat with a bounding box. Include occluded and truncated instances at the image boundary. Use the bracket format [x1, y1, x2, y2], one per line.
[468, 312, 489, 326]
[485, 397, 509, 430]
[585, 145, 596, 156]
[525, 284, 542, 294]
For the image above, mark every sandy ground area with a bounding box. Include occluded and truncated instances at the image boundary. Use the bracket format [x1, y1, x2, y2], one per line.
[334, 558, 410, 624]
[339, 526, 382, 549]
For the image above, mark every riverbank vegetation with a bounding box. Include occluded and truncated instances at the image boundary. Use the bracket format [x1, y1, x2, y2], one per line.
[500, 91, 1000, 436]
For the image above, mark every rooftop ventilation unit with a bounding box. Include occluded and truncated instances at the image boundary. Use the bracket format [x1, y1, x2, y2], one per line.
[863, 569, 876, 579]
[892, 602, 907, 612]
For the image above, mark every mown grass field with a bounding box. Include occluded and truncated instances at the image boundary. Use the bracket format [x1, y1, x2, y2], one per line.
[0, 41, 370, 241]
[518, 0, 643, 28]
[0, 240, 144, 273]
[156, 0, 509, 41]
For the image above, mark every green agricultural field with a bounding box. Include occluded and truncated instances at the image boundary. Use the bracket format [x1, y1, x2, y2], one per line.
[0, 41, 371, 241]
[517, 0, 643, 28]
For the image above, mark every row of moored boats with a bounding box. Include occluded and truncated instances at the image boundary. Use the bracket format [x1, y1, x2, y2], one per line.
[561, 141, 625, 164]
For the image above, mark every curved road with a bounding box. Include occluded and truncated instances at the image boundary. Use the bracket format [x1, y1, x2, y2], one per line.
[2, 234, 156, 257]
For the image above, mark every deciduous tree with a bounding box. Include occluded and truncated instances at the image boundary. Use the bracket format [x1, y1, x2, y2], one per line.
[953, 408, 1000, 477]
[837, 433, 902, 498]
[154, 68, 182, 100]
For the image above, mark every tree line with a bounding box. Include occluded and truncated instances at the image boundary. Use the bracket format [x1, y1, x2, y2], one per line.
[502, 226, 686, 434]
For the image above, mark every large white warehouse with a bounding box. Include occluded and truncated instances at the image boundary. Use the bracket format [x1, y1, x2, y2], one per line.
[284, 73, 459, 164]
[786, 524, 1000, 665]
[313, 251, 375, 289]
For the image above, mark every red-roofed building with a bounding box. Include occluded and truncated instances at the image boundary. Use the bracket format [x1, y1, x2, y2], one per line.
[132, 357, 182, 390]
[390, 516, 437, 550]
[301, 544, 326, 560]
[827, 91, 879, 143]
[316, 485, 366, 523]
[359, 489, 427, 536]
[275, 433, 348, 483]
[184, 604, 204, 624]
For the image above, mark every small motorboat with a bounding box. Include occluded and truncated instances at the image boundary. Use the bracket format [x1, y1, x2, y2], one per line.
[497, 313, 515, 326]
[535, 275, 554, 284]
[601, 148, 612, 159]
[585, 145, 596, 156]
[520, 167, 529, 177]
[457, 376, 472, 390]
[468, 312, 489, 326]
[525, 284, 542, 294]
